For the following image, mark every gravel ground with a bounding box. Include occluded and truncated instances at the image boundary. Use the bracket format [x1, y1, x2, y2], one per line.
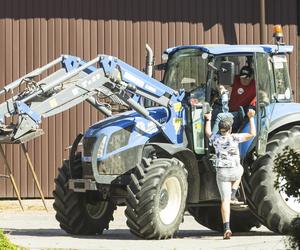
[0, 199, 288, 250]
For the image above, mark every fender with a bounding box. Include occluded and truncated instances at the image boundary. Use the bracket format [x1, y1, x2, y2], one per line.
[240, 106, 300, 162]
[241, 111, 300, 173]
[147, 142, 200, 203]
[269, 103, 300, 132]
[247, 115, 300, 173]
[269, 112, 300, 132]
[69, 133, 84, 178]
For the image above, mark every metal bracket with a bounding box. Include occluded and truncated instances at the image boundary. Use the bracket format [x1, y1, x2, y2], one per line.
[69, 179, 98, 192]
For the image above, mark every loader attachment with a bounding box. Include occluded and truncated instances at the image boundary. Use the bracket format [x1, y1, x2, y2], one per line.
[0, 55, 127, 144]
[0, 53, 184, 145]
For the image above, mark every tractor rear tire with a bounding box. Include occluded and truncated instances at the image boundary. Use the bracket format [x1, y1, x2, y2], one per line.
[125, 157, 188, 239]
[53, 156, 116, 235]
[249, 125, 300, 233]
[188, 206, 258, 232]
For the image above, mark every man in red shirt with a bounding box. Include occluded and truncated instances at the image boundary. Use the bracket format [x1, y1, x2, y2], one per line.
[211, 66, 256, 134]
[229, 66, 256, 112]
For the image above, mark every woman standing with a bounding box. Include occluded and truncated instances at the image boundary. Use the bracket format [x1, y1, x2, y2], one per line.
[204, 109, 256, 239]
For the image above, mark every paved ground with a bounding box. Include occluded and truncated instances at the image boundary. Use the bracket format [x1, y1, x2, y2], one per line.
[0, 200, 287, 250]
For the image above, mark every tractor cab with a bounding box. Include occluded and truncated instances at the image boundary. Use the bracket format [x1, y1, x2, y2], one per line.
[162, 43, 293, 158]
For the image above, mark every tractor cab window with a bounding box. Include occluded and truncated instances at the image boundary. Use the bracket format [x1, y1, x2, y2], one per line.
[163, 49, 208, 92]
[272, 55, 292, 102]
[255, 53, 272, 106]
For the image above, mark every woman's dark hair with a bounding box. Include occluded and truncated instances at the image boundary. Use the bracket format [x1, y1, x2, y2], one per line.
[219, 117, 233, 132]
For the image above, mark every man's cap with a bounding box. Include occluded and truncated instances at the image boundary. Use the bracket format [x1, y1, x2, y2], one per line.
[239, 66, 253, 78]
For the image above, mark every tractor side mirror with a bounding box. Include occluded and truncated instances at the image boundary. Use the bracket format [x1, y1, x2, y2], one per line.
[218, 61, 235, 86]
[154, 63, 166, 71]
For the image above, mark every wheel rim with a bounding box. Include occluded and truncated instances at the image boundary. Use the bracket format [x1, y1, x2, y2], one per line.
[86, 201, 108, 219]
[159, 176, 182, 225]
[278, 177, 300, 213]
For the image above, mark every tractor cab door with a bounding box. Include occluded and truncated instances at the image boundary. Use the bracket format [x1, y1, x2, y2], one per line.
[189, 85, 207, 154]
[254, 52, 275, 155]
[162, 48, 209, 155]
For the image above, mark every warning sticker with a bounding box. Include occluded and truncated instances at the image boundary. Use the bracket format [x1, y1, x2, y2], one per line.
[173, 118, 182, 134]
[49, 98, 58, 108]
[173, 102, 182, 113]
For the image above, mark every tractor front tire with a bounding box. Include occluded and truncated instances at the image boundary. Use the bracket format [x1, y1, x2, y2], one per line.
[53, 156, 116, 235]
[125, 157, 188, 239]
[250, 125, 300, 233]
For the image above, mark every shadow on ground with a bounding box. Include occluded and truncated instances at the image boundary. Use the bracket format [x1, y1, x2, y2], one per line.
[3, 228, 279, 240]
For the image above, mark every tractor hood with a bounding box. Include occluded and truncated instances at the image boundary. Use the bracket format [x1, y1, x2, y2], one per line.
[270, 103, 300, 131]
[81, 107, 169, 182]
[85, 107, 168, 138]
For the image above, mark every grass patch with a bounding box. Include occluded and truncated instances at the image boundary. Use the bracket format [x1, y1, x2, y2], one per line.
[0, 229, 18, 250]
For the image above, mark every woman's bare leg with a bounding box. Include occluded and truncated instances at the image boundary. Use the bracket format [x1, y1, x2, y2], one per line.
[231, 178, 241, 190]
[220, 199, 230, 223]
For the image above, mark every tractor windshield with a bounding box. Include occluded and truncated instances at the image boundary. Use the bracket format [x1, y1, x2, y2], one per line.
[163, 49, 208, 92]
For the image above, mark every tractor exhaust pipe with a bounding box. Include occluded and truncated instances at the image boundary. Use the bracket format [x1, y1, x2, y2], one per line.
[145, 44, 154, 77]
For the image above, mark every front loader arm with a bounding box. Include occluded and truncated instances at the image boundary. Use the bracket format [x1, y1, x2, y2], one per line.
[98, 55, 186, 144]
[0, 54, 185, 145]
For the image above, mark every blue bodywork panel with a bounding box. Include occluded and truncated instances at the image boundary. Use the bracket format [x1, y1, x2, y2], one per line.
[16, 101, 41, 124]
[82, 106, 187, 183]
[239, 119, 256, 158]
[83, 106, 185, 162]
[239, 102, 300, 158]
[270, 103, 300, 126]
[62, 55, 96, 74]
[62, 56, 82, 72]
[165, 44, 293, 56]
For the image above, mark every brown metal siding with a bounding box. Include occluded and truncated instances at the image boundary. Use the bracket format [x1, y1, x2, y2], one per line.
[0, 0, 298, 198]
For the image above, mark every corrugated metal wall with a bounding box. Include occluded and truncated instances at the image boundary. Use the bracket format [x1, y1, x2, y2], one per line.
[0, 0, 298, 198]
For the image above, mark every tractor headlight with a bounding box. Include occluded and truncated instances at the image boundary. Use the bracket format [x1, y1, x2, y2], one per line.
[97, 135, 107, 158]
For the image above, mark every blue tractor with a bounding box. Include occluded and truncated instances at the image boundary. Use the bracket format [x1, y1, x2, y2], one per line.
[0, 30, 298, 239]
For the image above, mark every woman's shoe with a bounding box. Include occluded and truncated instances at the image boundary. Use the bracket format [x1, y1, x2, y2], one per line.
[223, 229, 232, 239]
